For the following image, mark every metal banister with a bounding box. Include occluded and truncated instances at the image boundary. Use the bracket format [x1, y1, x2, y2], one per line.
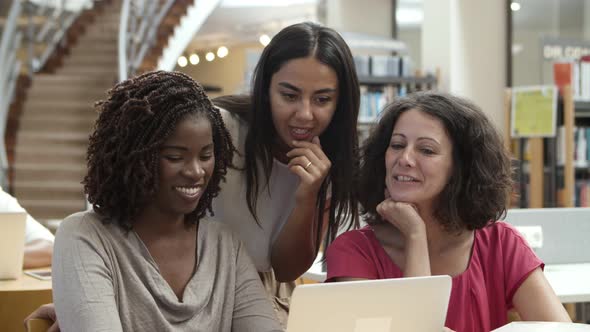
[118, 0, 176, 82]
[26, 0, 94, 73]
[0, 0, 23, 187]
[118, 0, 130, 82]
[0, 0, 94, 186]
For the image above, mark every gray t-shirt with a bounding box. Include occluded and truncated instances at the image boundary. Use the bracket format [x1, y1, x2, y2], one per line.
[52, 210, 282, 332]
[214, 109, 299, 272]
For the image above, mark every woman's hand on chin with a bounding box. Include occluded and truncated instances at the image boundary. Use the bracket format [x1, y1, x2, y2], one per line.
[287, 136, 331, 202]
[376, 197, 425, 240]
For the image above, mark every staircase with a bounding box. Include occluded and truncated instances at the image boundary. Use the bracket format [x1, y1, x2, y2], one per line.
[12, 2, 120, 220]
[9, 0, 193, 220]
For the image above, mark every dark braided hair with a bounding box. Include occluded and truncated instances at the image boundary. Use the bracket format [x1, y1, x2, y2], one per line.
[84, 70, 234, 230]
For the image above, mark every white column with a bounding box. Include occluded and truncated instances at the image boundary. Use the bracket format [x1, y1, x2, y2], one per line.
[422, 0, 507, 133]
[324, 0, 393, 37]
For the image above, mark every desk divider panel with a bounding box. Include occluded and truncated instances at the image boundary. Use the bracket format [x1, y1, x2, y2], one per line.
[505, 208, 590, 265]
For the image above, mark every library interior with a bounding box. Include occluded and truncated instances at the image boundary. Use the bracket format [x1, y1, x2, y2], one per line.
[0, 0, 590, 331]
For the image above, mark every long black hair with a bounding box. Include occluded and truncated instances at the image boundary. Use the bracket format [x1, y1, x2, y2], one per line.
[213, 21, 360, 248]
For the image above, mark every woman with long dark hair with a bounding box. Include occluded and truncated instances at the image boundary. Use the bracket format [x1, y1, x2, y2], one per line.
[50, 71, 281, 331]
[212, 21, 360, 324]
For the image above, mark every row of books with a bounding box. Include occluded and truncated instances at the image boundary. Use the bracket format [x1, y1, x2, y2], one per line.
[556, 126, 590, 167]
[359, 85, 404, 123]
[553, 56, 590, 101]
[574, 179, 590, 207]
[353, 54, 413, 78]
[515, 169, 590, 208]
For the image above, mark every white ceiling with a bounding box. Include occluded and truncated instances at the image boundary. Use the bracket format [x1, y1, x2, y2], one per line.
[512, 0, 588, 30]
[186, 1, 317, 51]
[185, 0, 590, 52]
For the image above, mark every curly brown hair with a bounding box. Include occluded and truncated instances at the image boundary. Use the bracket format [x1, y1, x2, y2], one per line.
[83, 71, 234, 230]
[359, 92, 513, 231]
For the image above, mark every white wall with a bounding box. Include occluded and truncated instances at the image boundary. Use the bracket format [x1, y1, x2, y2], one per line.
[398, 27, 422, 70]
[421, 0, 452, 90]
[325, 0, 392, 37]
[422, 0, 507, 133]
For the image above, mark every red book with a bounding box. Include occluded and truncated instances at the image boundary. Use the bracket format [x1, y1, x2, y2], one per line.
[553, 62, 572, 94]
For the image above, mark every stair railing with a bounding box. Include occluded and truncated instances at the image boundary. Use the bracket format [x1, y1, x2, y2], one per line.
[0, 0, 23, 188]
[118, 0, 176, 82]
[25, 0, 94, 73]
[0, 0, 96, 187]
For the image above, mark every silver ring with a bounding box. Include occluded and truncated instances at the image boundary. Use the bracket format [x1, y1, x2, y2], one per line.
[304, 161, 312, 170]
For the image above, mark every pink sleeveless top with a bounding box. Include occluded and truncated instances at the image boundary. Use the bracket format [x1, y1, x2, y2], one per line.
[325, 222, 543, 332]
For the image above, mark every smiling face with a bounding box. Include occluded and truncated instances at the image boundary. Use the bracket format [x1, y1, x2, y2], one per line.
[269, 56, 339, 151]
[385, 109, 454, 212]
[151, 115, 215, 219]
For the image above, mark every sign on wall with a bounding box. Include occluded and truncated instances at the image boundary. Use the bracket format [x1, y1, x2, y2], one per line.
[541, 37, 590, 61]
[511, 85, 558, 138]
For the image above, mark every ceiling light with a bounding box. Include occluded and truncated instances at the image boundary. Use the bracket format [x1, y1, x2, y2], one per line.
[510, 2, 521, 11]
[177, 56, 188, 67]
[206, 52, 215, 62]
[259, 34, 271, 47]
[217, 46, 229, 58]
[189, 53, 200, 65]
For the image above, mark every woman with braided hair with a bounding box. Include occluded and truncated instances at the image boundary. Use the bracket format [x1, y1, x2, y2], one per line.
[48, 71, 282, 331]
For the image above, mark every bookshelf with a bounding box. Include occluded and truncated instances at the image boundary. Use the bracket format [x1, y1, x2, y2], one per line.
[357, 73, 438, 143]
[358, 75, 438, 86]
[575, 101, 590, 118]
[505, 86, 576, 209]
[572, 100, 590, 207]
[552, 60, 590, 207]
[350, 40, 438, 142]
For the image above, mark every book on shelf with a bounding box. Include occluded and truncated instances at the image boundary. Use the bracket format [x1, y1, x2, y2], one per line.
[555, 125, 590, 207]
[553, 62, 573, 94]
[581, 55, 590, 101]
[557, 125, 590, 167]
[574, 180, 590, 207]
[574, 126, 588, 168]
[370, 55, 400, 77]
[353, 55, 370, 77]
[553, 57, 590, 101]
[359, 86, 397, 123]
[400, 56, 413, 77]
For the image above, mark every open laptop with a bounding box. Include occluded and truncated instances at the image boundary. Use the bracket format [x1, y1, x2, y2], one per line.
[286, 275, 452, 332]
[0, 212, 27, 279]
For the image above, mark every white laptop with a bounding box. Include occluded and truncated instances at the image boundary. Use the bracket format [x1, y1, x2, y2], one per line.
[492, 322, 590, 331]
[286, 275, 452, 332]
[0, 212, 27, 279]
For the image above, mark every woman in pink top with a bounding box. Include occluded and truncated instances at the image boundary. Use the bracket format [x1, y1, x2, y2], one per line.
[325, 92, 571, 332]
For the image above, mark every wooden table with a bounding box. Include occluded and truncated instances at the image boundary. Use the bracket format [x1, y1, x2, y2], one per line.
[0, 270, 52, 332]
